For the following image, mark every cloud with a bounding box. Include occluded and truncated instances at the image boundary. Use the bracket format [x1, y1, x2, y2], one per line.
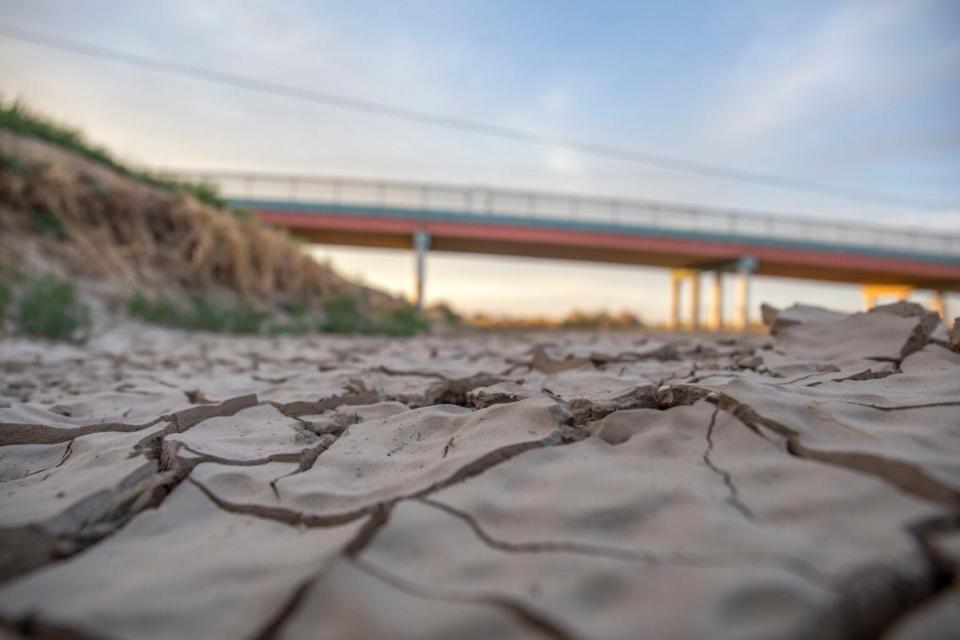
[545, 148, 584, 174]
[715, 0, 955, 141]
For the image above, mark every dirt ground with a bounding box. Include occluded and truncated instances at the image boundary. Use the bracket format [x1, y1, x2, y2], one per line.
[1, 302, 959, 639]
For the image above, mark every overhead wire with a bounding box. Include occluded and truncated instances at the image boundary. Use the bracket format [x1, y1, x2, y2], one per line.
[0, 24, 955, 211]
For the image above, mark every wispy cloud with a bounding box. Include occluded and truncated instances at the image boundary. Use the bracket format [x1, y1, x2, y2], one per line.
[715, 0, 956, 141]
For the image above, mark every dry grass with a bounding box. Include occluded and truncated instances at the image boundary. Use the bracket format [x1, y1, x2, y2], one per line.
[0, 131, 394, 312]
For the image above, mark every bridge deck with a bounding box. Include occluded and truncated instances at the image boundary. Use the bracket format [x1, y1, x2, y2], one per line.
[234, 199, 960, 290]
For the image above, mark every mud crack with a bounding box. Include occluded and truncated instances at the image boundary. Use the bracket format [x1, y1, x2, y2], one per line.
[700, 404, 756, 522]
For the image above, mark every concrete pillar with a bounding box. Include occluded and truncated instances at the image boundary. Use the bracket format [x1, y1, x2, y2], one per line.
[669, 273, 682, 331]
[735, 257, 756, 332]
[931, 290, 946, 319]
[736, 272, 750, 331]
[413, 230, 430, 311]
[710, 271, 723, 331]
[689, 272, 701, 331]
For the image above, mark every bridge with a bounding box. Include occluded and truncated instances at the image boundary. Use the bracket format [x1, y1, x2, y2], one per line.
[166, 171, 960, 329]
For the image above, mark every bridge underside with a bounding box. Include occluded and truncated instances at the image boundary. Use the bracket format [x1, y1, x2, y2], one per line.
[254, 209, 960, 291]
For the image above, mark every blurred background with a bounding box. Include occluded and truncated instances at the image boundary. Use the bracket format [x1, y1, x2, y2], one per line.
[1, 0, 958, 328]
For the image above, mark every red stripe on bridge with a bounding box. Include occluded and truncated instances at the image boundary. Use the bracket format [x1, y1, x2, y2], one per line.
[254, 208, 960, 288]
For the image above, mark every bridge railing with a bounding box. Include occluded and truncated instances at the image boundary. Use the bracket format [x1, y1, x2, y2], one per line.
[161, 171, 960, 258]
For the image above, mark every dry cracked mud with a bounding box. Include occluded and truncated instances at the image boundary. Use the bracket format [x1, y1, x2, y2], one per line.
[1, 301, 959, 639]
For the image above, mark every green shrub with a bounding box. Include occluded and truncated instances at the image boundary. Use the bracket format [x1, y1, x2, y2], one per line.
[215, 301, 264, 334]
[321, 293, 428, 336]
[79, 173, 108, 200]
[267, 299, 313, 335]
[376, 306, 428, 337]
[280, 299, 310, 317]
[0, 150, 33, 174]
[15, 276, 90, 340]
[127, 291, 187, 326]
[322, 293, 367, 334]
[32, 210, 67, 239]
[188, 299, 228, 332]
[127, 291, 149, 318]
[0, 261, 26, 284]
[175, 182, 221, 209]
[0, 101, 110, 164]
[0, 280, 11, 322]
[127, 292, 265, 334]
[125, 290, 428, 337]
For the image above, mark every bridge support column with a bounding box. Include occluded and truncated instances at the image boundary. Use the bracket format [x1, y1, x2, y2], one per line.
[689, 272, 701, 331]
[736, 275, 749, 331]
[710, 272, 724, 331]
[735, 257, 757, 332]
[413, 230, 430, 311]
[931, 290, 946, 319]
[669, 273, 682, 331]
[861, 284, 912, 311]
[670, 269, 701, 331]
[673, 259, 753, 332]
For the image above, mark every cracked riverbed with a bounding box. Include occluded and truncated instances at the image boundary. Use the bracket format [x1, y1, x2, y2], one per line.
[1, 302, 959, 639]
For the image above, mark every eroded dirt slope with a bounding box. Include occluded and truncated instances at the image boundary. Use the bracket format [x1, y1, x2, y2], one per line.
[1, 302, 959, 639]
[0, 130, 395, 310]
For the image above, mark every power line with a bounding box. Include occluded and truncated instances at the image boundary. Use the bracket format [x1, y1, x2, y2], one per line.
[1, 24, 955, 211]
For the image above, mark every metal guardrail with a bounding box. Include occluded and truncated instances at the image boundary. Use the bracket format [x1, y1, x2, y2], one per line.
[162, 170, 960, 258]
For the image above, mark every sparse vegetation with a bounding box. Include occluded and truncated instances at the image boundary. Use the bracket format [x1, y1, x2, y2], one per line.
[266, 299, 315, 335]
[126, 290, 427, 336]
[14, 275, 90, 340]
[560, 309, 643, 330]
[0, 101, 417, 336]
[0, 149, 33, 174]
[128, 291, 430, 336]
[0, 280, 11, 323]
[322, 293, 367, 334]
[377, 306, 429, 336]
[0, 110, 369, 307]
[126, 292, 187, 327]
[320, 292, 426, 336]
[280, 299, 310, 318]
[127, 292, 268, 334]
[32, 210, 67, 239]
[192, 299, 264, 333]
[78, 173, 108, 200]
[0, 261, 26, 285]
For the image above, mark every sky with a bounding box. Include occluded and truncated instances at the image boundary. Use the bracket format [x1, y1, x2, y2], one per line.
[1, 0, 958, 322]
